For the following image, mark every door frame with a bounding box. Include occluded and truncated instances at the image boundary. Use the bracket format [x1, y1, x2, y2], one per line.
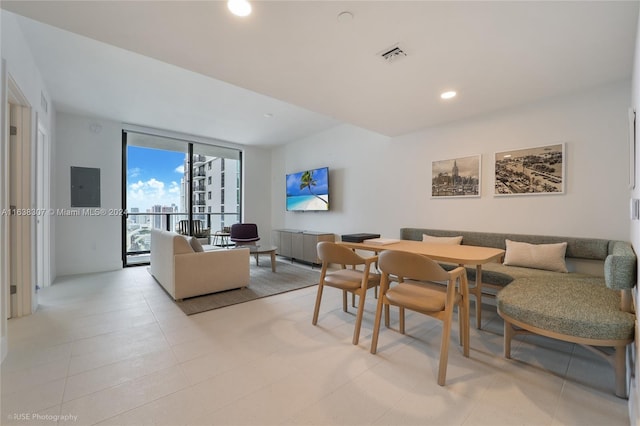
[6, 74, 34, 318]
[35, 114, 51, 289]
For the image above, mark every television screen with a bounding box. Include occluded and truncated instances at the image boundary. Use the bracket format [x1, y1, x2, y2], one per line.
[286, 167, 330, 211]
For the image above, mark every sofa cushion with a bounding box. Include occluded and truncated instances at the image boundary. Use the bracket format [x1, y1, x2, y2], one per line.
[439, 261, 598, 289]
[189, 237, 204, 253]
[497, 277, 635, 341]
[503, 239, 568, 273]
[604, 241, 637, 290]
[423, 234, 463, 245]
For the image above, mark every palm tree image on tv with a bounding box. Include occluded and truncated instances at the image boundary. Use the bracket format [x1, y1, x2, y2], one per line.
[286, 167, 329, 211]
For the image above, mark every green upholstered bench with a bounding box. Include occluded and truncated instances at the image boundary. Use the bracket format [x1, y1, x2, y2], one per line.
[400, 227, 636, 398]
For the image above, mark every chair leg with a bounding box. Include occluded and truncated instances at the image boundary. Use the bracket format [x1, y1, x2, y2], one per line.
[312, 283, 324, 325]
[399, 307, 405, 334]
[343, 290, 348, 312]
[437, 312, 454, 386]
[503, 319, 514, 359]
[461, 300, 470, 357]
[384, 304, 390, 327]
[352, 292, 356, 308]
[614, 345, 628, 398]
[458, 305, 463, 346]
[475, 292, 482, 330]
[352, 290, 367, 345]
[371, 297, 385, 354]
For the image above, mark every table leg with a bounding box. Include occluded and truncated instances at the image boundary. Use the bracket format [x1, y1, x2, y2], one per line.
[270, 251, 276, 272]
[475, 265, 483, 329]
[255, 253, 260, 266]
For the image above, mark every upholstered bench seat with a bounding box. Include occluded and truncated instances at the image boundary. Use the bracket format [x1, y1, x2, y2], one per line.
[440, 262, 596, 289]
[498, 278, 635, 341]
[399, 227, 636, 398]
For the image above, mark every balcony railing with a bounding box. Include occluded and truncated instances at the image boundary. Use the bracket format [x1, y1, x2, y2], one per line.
[124, 211, 241, 266]
[193, 154, 206, 165]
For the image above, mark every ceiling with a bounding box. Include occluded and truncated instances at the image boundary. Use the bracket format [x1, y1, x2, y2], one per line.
[2, 1, 639, 146]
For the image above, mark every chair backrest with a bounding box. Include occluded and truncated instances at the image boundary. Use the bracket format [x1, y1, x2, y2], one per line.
[230, 223, 260, 243]
[177, 220, 207, 236]
[192, 220, 204, 233]
[317, 241, 367, 266]
[177, 220, 189, 235]
[378, 250, 450, 282]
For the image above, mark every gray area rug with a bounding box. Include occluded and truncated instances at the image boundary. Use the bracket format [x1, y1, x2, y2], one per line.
[175, 259, 320, 315]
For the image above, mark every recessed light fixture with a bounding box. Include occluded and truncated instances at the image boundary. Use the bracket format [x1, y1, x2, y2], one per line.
[228, 0, 251, 17]
[337, 11, 354, 23]
[440, 91, 457, 100]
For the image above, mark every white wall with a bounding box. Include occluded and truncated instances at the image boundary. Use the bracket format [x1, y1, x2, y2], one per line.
[273, 80, 631, 241]
[54, 113, 122, 275]
[242, 145, 273, 243]
[628, 5, 640, 424]
[54, 113, 274, 275]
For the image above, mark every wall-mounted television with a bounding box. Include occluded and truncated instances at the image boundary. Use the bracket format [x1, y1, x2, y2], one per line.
[286, 167, 330, 211]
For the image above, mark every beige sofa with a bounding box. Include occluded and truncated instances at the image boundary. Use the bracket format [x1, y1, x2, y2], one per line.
[150, 229, 250, 300]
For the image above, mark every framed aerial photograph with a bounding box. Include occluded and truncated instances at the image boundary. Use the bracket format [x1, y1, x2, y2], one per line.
[494, 143, 565, 196]
[431, 154, 481, 198]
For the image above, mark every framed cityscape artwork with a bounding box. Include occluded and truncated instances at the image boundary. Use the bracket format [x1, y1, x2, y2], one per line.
[431, 154, 481, 198]
[494, 143, 565, 196]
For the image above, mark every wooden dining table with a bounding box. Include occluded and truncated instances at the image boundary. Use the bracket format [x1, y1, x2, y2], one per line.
[338, 239, 505, 329]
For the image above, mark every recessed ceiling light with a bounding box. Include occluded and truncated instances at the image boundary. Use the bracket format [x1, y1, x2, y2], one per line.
[228, 0, 251, 17]
[337, 11, 354, 22]
[440, 91, 457, 100]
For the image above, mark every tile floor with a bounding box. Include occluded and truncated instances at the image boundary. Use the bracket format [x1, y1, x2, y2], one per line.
[1, 261, 631, 426]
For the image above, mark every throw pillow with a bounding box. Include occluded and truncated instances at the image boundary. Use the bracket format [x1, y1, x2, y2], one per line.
[422, 234, 463, 245]
[189, 237, 204, 253]
[503, 239, 568, 273]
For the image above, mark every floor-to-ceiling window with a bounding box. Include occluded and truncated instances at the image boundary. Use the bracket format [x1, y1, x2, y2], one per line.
[122, 131, 242, 266]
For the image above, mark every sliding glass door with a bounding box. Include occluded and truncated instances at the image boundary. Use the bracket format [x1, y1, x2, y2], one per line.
[191, 144, 241, 234]
[122, 131, 242, 266]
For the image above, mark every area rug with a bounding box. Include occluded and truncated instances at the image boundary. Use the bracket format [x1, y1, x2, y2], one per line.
[175, 259, 320, 315]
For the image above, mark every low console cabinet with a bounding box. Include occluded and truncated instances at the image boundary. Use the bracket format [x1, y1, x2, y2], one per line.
[272, 229, 335, 265]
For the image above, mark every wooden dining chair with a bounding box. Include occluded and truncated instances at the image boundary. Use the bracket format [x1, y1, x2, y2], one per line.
[370, 249, 470, 386]
[313, 241, 380, 345]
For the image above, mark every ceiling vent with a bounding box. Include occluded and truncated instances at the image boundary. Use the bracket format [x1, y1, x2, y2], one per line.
[380, 45, 406, 63]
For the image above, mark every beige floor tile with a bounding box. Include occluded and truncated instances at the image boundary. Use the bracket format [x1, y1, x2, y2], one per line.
[2, 267, 631, 426]
[374, 387, 477, 426]
[1, 356, 69, 396]
[63, 349, 178, 402]
[59, 367, 189, 426]
[552, 381, 630, 426]
[95, 387, 211, 426]
[0, 378, 66, 418]
[2, 404, 64, 426]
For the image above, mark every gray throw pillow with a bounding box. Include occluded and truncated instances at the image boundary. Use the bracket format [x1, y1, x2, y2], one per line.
[189, 237, 204, 253]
